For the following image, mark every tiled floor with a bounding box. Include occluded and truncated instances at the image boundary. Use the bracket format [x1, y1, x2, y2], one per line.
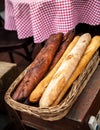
[0, 43, 42, 130]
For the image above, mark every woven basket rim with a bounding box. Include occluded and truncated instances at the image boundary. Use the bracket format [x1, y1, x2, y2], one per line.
[4, 50, 100, 121]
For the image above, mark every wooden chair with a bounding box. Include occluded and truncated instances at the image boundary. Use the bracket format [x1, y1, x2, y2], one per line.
[0, 16, 34, 63]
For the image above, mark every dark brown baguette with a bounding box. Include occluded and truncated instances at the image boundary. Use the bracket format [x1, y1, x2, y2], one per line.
[49, 30, 75, 71]
[12, 33, 63, 101]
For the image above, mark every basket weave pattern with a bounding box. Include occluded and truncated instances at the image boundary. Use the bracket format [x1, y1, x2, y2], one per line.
[5, 50, 100, 121]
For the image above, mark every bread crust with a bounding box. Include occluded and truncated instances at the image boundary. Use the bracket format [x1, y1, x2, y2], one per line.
[49, 30, 75, 71]
[53, 35, 100, 106]
[12, 33, 63, 101]
[29, 35, 80, 103]
[39, 33, 91, 108]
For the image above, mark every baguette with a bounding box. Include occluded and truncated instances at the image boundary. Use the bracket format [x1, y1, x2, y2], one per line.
[53, 35, 100, 106]
[12, 33, 63, 101]
[29, 36, 80, 103]
[62, 30, 72, 42]
[39, 33, 91, 108]
[49, 29, 75, 71]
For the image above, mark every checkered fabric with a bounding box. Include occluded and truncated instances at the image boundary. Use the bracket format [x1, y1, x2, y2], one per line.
[5, 0, 100, 43]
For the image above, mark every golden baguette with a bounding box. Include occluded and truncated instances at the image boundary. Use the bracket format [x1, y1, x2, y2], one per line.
[29, 36, 80, 103]
[39, 33, 91, 108]
[53, 35, 100, 106]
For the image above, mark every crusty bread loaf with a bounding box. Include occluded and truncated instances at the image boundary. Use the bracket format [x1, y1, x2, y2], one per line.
[29, 36, 80, 103]
[39, 33, 91, 108]
[49, 29, 75, 71]
[62, 30, 72, 42]
[53, 35, 100, 106]
[12, 33, 63, 101]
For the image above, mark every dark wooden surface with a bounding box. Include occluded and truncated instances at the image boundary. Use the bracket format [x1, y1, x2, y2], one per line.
[19, 65, 100, 130]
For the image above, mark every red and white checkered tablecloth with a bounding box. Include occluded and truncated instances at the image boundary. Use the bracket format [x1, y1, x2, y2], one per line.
[5, 0, 100, 43]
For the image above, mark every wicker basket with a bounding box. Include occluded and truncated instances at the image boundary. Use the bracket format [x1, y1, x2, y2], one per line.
[4, 49, 100, 121]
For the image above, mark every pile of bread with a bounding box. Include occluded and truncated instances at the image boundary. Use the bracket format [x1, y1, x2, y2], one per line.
[12, 30, 100, 108]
